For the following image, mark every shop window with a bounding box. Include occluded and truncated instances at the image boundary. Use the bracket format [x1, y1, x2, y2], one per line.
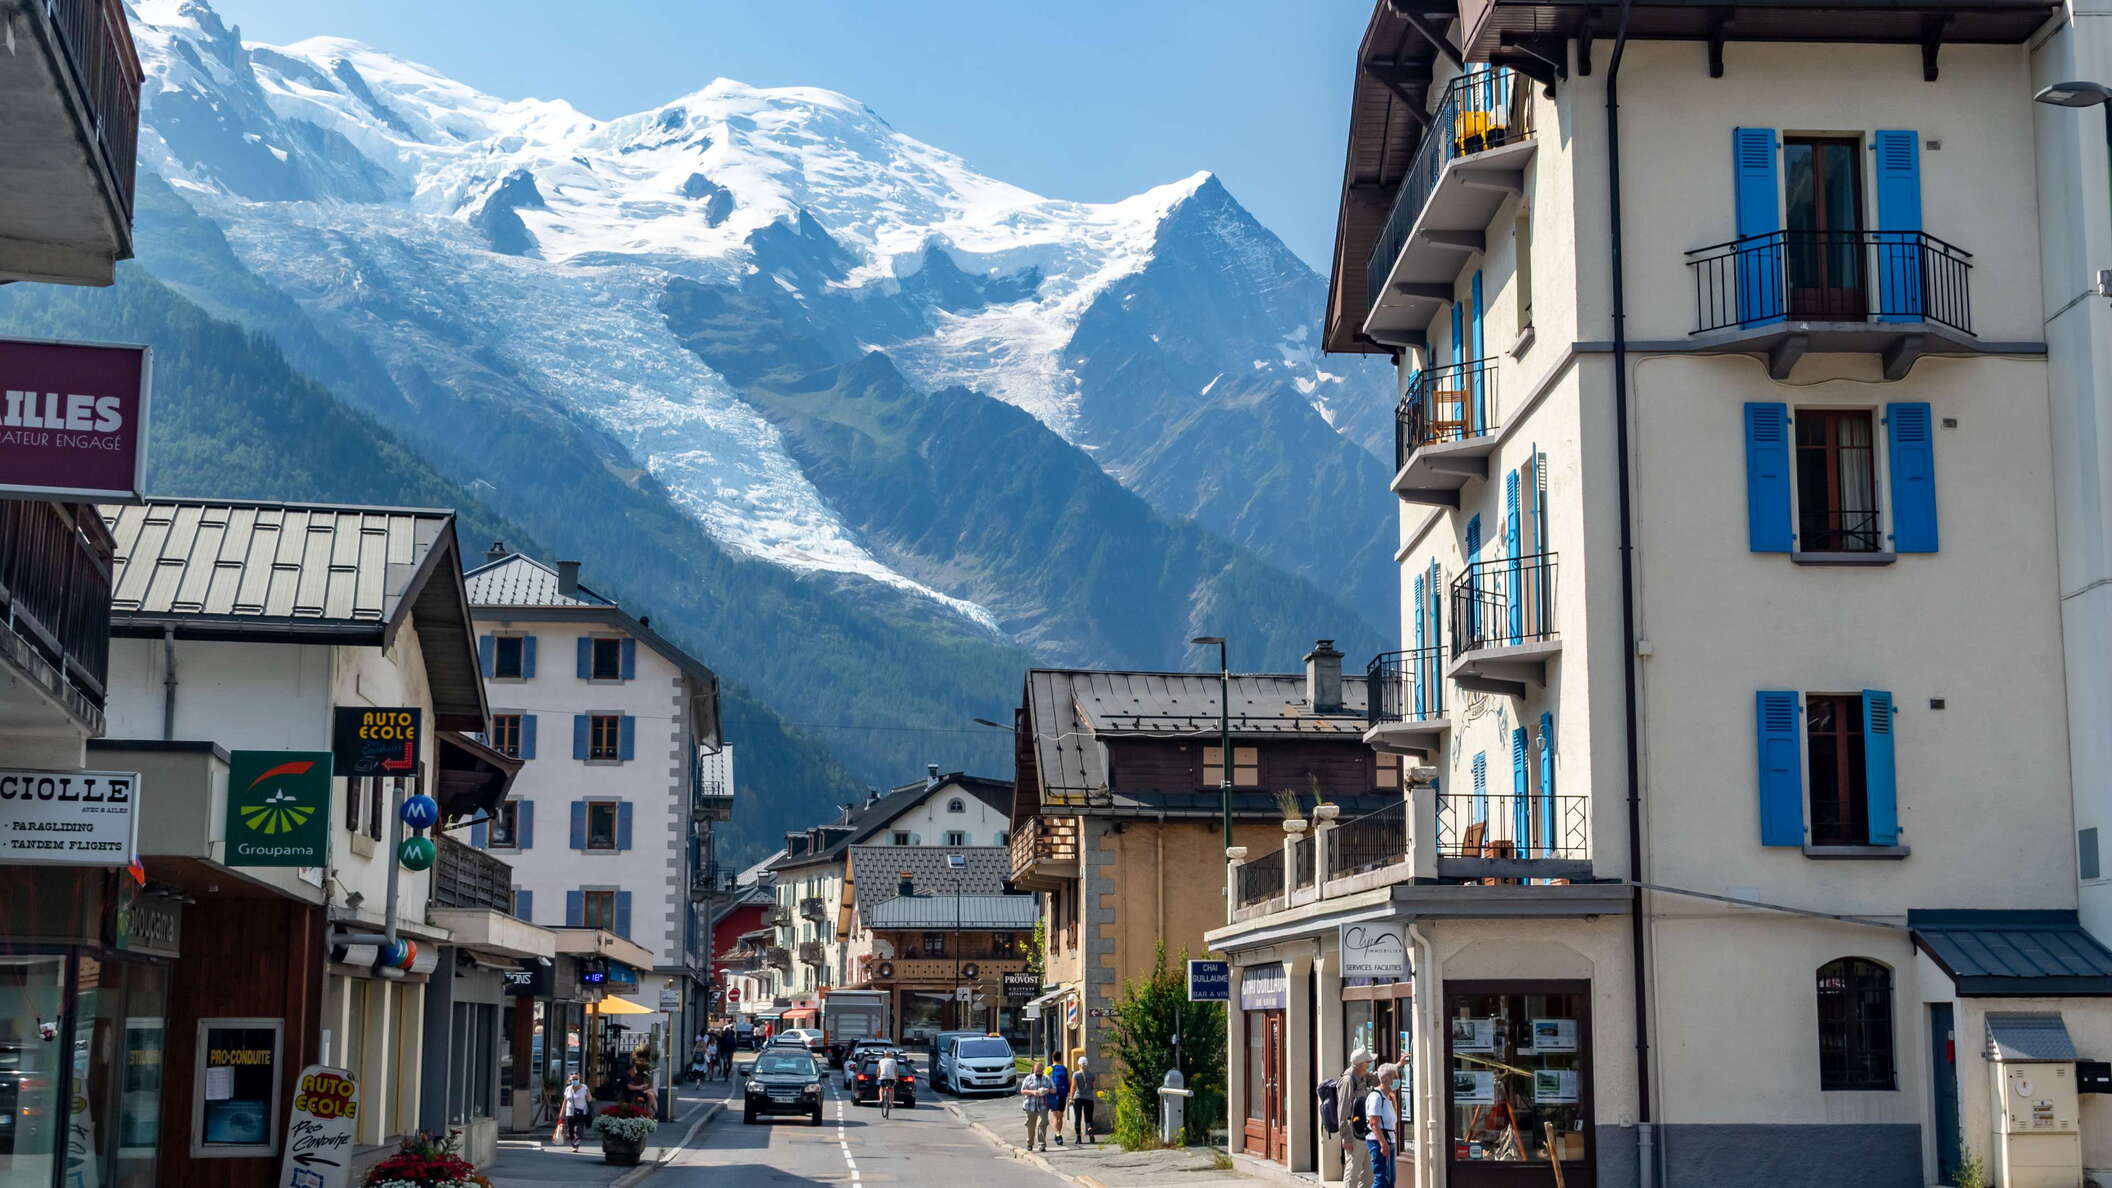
[1203, 746, 1260, 788]
[1445, 985, 1588, 1169]
[192, 1014, 284, 1157]
[449, 1001, 498, 1123]
[1816, 958, 1895, 1090]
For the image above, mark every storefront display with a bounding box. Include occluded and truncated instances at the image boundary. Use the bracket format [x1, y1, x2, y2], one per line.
[191, 1018, 282, 1156]
[1443, 982, 1589, 1185]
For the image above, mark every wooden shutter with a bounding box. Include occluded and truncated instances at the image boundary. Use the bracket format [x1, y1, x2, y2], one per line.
[576, 636, 592, 679]
[1472, 752, 1488, 823]
[521, 714, 538, 760]
[619, 715, 637, 761]
[1754, 690, 1805, 846]
[1744, 403, 1793, 552]
[572, 715, 588, 760]
[1886, 402, 1938, 552]
[1537, 711, 1556, 858]
[515, 889, 533, 921]
[470, 817, 487, 848]
[522, 635, 538, 678]
[616, 891, 633, 939]
[1862, 691, 1899, 846]
[565, 890, 584, 927]
[1511, 728, 1530, 852]
[1505, 469, 1522, 642]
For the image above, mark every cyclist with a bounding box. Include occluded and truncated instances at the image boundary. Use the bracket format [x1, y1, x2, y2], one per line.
[876, 1049, 901, 1118]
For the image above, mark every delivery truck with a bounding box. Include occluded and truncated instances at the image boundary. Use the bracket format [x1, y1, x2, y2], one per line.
[821, 989, 888, 1068]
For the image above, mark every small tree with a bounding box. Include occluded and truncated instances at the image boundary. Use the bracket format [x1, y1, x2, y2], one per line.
[1102, 943, 1226, 1148]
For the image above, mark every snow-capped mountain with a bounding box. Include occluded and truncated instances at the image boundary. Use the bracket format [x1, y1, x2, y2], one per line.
[115, 0, 1397, 665]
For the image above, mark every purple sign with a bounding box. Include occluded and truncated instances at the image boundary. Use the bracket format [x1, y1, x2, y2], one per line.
[0, 337, 150, 501]
[1239, 962, 1288, 1011]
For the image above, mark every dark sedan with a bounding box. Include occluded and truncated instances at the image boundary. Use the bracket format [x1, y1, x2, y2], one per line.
[742, 1049, 824, 1125]
[847, 1052, 917, 1108]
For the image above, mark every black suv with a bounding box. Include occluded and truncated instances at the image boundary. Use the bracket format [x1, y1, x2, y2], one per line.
[743, 1049, 824, 1125]
[840, 1037, 897, 1087]
[848, 1051, 917, 1108]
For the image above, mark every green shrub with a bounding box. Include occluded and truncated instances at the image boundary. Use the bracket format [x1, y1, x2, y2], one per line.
[1102, 943, 1227, 1148]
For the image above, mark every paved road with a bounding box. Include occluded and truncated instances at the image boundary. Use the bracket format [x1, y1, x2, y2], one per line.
[655, 1075, 1069, 1188]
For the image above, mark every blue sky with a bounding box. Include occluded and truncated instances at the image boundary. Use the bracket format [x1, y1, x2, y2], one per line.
[204, 0, 1369, 270]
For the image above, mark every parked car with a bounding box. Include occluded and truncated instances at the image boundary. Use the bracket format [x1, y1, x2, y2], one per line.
[935, 1034, 1018, 1096]
[742, 1049, 824, 1125]
[847, 1050, 917, 1108]
[772, 1027, 827, 1058]
[841, 1037, 899, 1086]
[734, 1018, 755, 1048]
[926, 1029, 982, 1060]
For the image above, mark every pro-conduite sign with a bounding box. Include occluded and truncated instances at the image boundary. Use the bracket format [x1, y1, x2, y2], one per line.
[0, 769, 139, 866]
[0, 337, 150, 501]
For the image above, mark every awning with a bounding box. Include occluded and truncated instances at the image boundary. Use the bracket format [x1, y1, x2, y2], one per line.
[1022, 985, 1073, 1012]
[1986, 1012, 2079, 1063]
[1910, 909, 2112, 996]
[436, 730, 523, 822]
[595, 995, 655, 1015]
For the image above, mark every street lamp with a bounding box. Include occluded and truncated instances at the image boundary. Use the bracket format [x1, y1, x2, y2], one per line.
[2036, 81, 2112, 220]
[946, 852, 967, 1030]
[1191, 636, 1232, 852]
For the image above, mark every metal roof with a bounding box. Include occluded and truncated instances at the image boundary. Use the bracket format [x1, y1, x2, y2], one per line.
[1985, 1012, 2079, 1063]
[1023, 668, 1371, 805]
[1910, 910, 2112, 997]
[769, 774, 1014, 873]
[463, 553, 614, 608]
[866, 893, 1039, 931]
[848, 846, 1013, 920]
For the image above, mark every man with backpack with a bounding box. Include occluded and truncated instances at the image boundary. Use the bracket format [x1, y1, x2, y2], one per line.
[1333, 1049, 1375, 1188]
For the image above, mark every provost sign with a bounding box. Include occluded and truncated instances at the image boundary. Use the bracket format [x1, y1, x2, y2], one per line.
[0, 337, 150, 502]
[331, 707, 421, 778]
[0, 769, 138, 866]
[224, 752, 332, 868]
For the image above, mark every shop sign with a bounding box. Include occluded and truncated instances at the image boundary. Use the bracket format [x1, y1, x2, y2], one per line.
[278, 1065, 358, 1188]
[192, 1018, 284, 1157]
[505, 960, 552, 998]
[606, 963, 638, 988]
[1186, 960, 1230, 1002]
[0, 768, 138, 866]
[0, 336, 150, 501]
[115, 889, 183, 958]
[1239, 963, 1288, 1011]
[1340, 921, 1410, 979]
[1002, 972, 1038, 999]
[224, 752, 332, 868]
[659, 984, 683, 1010]
[330, 707, 422, 778]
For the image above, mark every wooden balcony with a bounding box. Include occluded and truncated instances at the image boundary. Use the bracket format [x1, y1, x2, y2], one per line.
[0, 0, 141, 282]
[1008, 814, 1081, 891]
[433, 834, 515, 914]
[865, 956, 1030, 985]
[0, 500, 112, 734]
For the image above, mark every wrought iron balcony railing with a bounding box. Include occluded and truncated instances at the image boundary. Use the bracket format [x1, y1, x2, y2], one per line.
[800, 896, 827, 922]
[691, 776, 734, 820]
[1327, 802, 1409, 881]
[1, 501, 112, 717]
[1687, 229, 1973, 336]
[1449, 551, 1558, 660]
[797, 940, 826, 968]
[1396, 358, 1499, 470]
[1437, 791, 1588, 862]
[1236, 848, 1286, 908]
[1367, 647, 1446, 727]
[1365, 67, 1534, 307]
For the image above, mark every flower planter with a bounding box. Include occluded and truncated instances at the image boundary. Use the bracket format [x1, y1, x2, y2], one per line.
[601, 1133, 645, 1166]
[1313, 804, 1341, 823]
[1225, 846, 1249, 860]
[1282, 819, 1308, 835]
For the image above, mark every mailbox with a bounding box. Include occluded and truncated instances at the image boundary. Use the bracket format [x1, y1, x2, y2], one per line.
[2078, 1061, 2112, 1095]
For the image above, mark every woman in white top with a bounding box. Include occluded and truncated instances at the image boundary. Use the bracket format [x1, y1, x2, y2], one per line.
[1364, 1063, 1402, 1188]
[562, 1074, 593, 1151]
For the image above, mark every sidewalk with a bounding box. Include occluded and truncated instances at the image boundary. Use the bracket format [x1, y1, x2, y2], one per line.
[941, 1092, 1262, 1188]
[485, 1083, 728, 1188]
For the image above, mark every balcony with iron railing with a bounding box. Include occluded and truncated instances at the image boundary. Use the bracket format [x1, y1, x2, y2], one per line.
[1, 0, 142, 282]
[764, 945, 792, 971]
[1391, 358, 1504, 507]
[764, 904, 792, 928]
[800, 896, 827, 922]
[1364, 647, 1450, 759]
[1436, 789, 1591, 882]
[691, 776, 734, 821]
[1362, 68, 1535, 345]
[689, 863, 721, 902]
[1686, 228, 1978, 380]
[1448, 551, 1558, 697]
[0, 501, 112, 733]
[433, 834, 515, 914]
[797, 940, 826, 968]
[1235, 847, 1287, 911]
[1009, 814, 1082, 891]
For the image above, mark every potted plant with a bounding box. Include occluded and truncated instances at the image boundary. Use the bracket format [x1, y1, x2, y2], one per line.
[364, 1130, 487, 1188]
[1274, 788, 1307, 833]
[592, 1103, 658, 1166]
[1309, 774, 1339, 823]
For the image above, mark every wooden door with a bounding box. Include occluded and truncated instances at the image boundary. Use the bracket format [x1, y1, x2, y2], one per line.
[1266, 1012, 1287, 1161]
[1783, 137, 1867, 319]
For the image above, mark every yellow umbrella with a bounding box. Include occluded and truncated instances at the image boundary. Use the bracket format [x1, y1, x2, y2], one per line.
[595, 994, 655, 1015]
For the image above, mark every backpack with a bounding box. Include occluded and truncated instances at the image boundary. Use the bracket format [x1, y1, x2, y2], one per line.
[1347, 1087, 1371, 1140]
[1315, 1079, 1340, 1134]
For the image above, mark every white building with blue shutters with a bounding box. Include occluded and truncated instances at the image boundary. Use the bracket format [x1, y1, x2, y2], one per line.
[463, 546, 723, 1045]
[1209, 6, 2112, 1188]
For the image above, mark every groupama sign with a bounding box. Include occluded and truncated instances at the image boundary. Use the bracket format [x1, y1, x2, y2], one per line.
[224, 752, 332, 868]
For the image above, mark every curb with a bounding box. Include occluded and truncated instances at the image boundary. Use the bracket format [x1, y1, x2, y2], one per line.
[610, 1100, 724, 1187]
[941, 1100, 1077, 1182]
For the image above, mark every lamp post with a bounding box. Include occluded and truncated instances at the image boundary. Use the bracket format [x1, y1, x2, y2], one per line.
[946, 852, 967, 1030]
[2036, 81, 2112, 227]
[1191, 636, 1232, 852]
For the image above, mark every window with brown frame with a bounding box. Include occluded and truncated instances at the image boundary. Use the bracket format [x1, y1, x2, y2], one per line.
[490, 714, 522, 758]
[921, 933, 947, 958]
[1806, 694, 1870, 846]
[582, 890, 618, 931]
[1816, 957, 1895, 1090]
[585, 800, 620, 851]
[489, 801, 519, 848]
[590, 637, 624, 681]
[588, 715, 621, 761]
[1795, 409, 1880, 552]
[1202, 746, 1260, 788]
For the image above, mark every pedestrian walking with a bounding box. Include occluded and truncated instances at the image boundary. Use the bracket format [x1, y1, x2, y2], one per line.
[1020, 1062, 1054, 1152]
[1336, 1049, 1375, 1188]
[1046, 1054, 1070, 1144]
[1364, 1063, 1403, 1188]
[561, 1074, 592, 1151]
[1069, 1056, 1099, 1143]
[718, 1026, 738, 1081]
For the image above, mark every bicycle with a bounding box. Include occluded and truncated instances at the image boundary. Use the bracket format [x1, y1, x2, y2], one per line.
[878, 1077, 897, 1119]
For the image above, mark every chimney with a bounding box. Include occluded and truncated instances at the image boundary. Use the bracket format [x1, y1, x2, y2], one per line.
[1305, 639, 1344, 713]
[898, 873, 915, 898]
[864, 788, 881, 808]
[927, 763, 940, 785]
[556, 560, 581, 596]
[486, 540, 508, 565]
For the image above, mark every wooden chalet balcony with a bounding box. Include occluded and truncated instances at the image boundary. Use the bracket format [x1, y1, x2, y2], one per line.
[433, 835, 515, 914]
[1009, 814, 1081, 891]
[0, 501, 112, 733]
[866, 957, 1030, 984]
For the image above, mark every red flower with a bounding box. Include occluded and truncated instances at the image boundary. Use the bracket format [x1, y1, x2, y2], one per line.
[599, 1103, 653, 1119]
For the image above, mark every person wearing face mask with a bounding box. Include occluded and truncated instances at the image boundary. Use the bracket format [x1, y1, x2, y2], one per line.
[561, 1073, 592, 1151]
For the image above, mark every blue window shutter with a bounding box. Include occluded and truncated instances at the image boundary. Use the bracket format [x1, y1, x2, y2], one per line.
[515, 889, 533, 920]
[1733, 128, 1783, 327]
[1744, 403, 1793, 553]
[519, 800, 535, 850]
[521, 714, 538, 760]
[616, 891, 633, 939]
[1470, 271, 1487, 431]
[478, 634, 494, 678]
[1472, 752, 1488, 824]
[618, 801, 634, 850]
[1538, 712, 1556, 858]
[470, 817, 487, 848]
[522, 635, 538, 679]
[1450, 301, 1464, 371]
[570, 800, 586, 850]
[572, 714, 588, 760]
[1886, 402, 1938, 552]
[620, 638, 637, 680]
[619, 715, 637, 761]
[1505, 469, 1522, 642]
[1511, 728, 1530, 853]
[576, 636, 592, 679]
[1412, 573, 1427, 718]
[1465, 516, 1483, 644]
[1863, 691, 1899, 846]
[1755, 691, 1805, 846]
[1873, 131, 1924, 322]
[565, 890, 583, 927]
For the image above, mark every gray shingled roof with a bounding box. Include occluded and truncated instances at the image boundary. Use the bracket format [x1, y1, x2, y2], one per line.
[769, 775, 1013, 874]
[1024, 669, 1370, 803]
[1911, 910, 2112, 996]
[848, 846, 1012, 920]
[463, 554, 614, 608]
[1985, 1012, 2079, 1062]
[867, 893, 1039, 930]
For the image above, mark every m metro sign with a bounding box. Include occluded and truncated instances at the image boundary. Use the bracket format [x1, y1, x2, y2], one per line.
[0, 337, 150, 502]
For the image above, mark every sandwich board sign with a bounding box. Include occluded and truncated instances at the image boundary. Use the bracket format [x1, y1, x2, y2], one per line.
[278, 1065, 358, 1188]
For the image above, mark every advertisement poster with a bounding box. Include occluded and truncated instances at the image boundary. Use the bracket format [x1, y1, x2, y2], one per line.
[1452, 1069, 1496, 1105]
[224, 753, 332, 868]
[278, 1066, 358, 1188]
[0, 337, 151, 502]
[194, 1020, 282, 1156]
[1450, 1017, 1498, 1053]
[1529, 1019, 1578, 1053]
[0, 769, 139, 867]
[330, 707, 422, 779]
[1534, 1068, 1581, 1104]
